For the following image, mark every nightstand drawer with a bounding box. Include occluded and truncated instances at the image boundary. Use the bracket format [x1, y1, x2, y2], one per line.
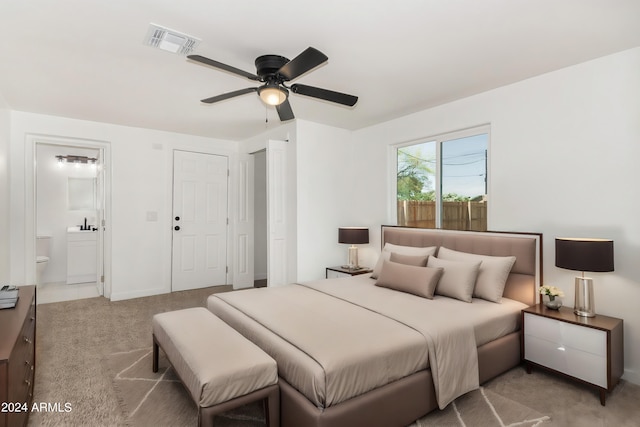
[524, 334, 607, 387]
[524, 313, 606, 356]
[327, 270, 351, 279]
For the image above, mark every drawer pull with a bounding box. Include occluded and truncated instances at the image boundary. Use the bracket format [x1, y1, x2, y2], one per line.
[25, 379, 31, 387]
[25, 360, 31, 366]
[23, 336, 32, 344]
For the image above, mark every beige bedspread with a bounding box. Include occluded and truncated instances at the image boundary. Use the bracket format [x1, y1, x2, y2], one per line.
[208, 276, 526, 409]
[208, 284, 428, 408]
[301, 274, 527, 408]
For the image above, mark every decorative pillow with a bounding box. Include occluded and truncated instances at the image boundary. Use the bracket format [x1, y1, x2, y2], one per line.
[371, 244, 437, 279]
[389, 252, 429, 267]
[428, 257, 481, 303]
[437, 247, 516, 303]
[375, 259, 443, 299]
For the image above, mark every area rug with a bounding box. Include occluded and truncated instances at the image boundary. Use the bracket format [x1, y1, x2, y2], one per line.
[105, 348, 550, 427]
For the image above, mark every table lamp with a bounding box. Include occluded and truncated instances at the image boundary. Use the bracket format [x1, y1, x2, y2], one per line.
[338, 227, 369, 270]
[555, 237, 614, 317]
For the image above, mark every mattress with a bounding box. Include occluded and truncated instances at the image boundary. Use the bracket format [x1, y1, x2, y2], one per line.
[207, 275, 526, 409]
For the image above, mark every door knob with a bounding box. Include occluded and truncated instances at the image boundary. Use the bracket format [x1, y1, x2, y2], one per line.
[174, 226, 180, 231]
[175, 216, 180, 221]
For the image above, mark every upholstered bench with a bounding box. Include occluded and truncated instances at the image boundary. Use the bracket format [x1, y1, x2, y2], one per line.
[152, 307, 279, 427]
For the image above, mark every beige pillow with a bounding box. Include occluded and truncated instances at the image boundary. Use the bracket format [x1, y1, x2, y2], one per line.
[371, 243, 437, 278]
[437, 247, 516, 303]
[375, 259, 443, 299]
[389, 252, 429, 267]
[428, 256, 481, 303]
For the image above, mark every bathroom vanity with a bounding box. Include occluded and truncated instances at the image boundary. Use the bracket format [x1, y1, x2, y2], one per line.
[66, 227, 97, 284]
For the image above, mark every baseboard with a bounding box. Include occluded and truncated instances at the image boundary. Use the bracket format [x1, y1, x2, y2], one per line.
[109, 287, 169, 302]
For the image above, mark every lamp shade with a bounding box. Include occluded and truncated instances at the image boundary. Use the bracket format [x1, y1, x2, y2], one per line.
[555, 238, 614, 272]
[338, 227, 369, 244]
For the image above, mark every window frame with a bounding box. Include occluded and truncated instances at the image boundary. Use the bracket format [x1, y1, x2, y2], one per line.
[389, 124, 491, 228]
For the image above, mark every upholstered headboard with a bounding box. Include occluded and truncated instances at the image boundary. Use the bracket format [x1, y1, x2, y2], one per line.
[381, 226, 542, 306]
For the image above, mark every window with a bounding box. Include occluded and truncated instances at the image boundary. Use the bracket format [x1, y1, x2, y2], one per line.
[395, 127, 488, 231]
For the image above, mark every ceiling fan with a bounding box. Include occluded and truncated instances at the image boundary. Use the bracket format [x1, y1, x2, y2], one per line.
[187, 47, 358, 122]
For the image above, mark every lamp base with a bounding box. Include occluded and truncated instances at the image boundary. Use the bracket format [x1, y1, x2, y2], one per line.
[345, 245, 360, 270]
[574, 276, 595, 317]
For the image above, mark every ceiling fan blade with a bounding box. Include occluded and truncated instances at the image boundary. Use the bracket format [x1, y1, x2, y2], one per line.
[188, 54, 259, 81]
[278, 47, 328, 81]
[201, 87, 258, 104]
[276, 99, 295, 121]
[291, 84, 358, 107]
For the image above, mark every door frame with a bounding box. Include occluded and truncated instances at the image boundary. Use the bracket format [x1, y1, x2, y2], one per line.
[25, 134, 112, 297]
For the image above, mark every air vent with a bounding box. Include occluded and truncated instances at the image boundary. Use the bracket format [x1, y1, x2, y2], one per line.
[144, 23, 200, 55]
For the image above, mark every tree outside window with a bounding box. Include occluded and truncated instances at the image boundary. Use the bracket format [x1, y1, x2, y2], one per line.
[396, 129, 488, 231]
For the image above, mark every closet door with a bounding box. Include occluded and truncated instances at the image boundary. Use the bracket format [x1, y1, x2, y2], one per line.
[267, 139, 296, 286]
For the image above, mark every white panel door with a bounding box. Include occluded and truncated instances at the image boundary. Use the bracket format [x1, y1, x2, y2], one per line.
[172, 151, 228, 291]
[233, 154, 254, 288]
[267, 140, 291, 286]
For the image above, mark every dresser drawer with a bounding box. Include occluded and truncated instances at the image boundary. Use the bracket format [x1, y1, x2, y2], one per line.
[0, 286, 36, 427]
[524, 312, 606, 356]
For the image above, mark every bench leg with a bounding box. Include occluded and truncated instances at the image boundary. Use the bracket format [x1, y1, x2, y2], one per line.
[152, 335, 159, 373]
[199, 384, 279, 427]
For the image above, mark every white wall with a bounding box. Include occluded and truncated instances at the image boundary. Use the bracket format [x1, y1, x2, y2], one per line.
[8, 111, 237, 300]
[0, 108, 9, 283]
[295, 120, 357, 281]
[351, 47, 640, 384]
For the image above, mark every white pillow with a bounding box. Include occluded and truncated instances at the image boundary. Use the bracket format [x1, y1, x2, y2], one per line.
[437, 247, 516, 303]
[371, 243, 437, 279]
[428, 256, 481, 303]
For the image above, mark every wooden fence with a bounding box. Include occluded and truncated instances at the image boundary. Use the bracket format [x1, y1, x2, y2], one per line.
[397, 200, 487, 231]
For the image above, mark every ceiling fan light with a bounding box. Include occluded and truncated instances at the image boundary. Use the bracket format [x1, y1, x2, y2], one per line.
[259, 85, 287, 106]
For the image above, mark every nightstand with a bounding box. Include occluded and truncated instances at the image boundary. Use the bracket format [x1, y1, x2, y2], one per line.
[326, 266, 372, 279]
[522, 304, 623, 405]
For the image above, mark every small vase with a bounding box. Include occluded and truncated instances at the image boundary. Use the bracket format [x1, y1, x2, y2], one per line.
[545, 296, 562, 310]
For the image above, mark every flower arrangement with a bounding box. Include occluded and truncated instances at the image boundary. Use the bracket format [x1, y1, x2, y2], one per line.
[539, 285, 565, 300]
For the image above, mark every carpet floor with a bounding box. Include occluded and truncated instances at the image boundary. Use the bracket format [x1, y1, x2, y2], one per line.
[30, 286, 640, 426]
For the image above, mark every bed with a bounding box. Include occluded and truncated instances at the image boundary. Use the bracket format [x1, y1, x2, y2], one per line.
[207, 226, 542, 427]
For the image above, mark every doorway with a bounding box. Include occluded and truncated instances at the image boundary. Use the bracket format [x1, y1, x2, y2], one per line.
[34, 140, 109, 304]
[171, 150, 228, 291]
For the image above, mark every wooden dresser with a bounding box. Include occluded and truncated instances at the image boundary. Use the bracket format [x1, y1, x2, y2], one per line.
[0, 286, 36, 427]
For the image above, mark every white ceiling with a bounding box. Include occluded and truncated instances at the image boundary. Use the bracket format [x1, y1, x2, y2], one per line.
[1, 0, 639, 141]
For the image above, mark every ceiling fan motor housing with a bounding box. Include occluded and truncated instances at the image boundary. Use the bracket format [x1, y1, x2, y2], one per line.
[255, 55, 289, 81]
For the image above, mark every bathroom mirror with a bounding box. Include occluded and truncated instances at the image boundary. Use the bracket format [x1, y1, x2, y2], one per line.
[68, 178, 96, 210]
